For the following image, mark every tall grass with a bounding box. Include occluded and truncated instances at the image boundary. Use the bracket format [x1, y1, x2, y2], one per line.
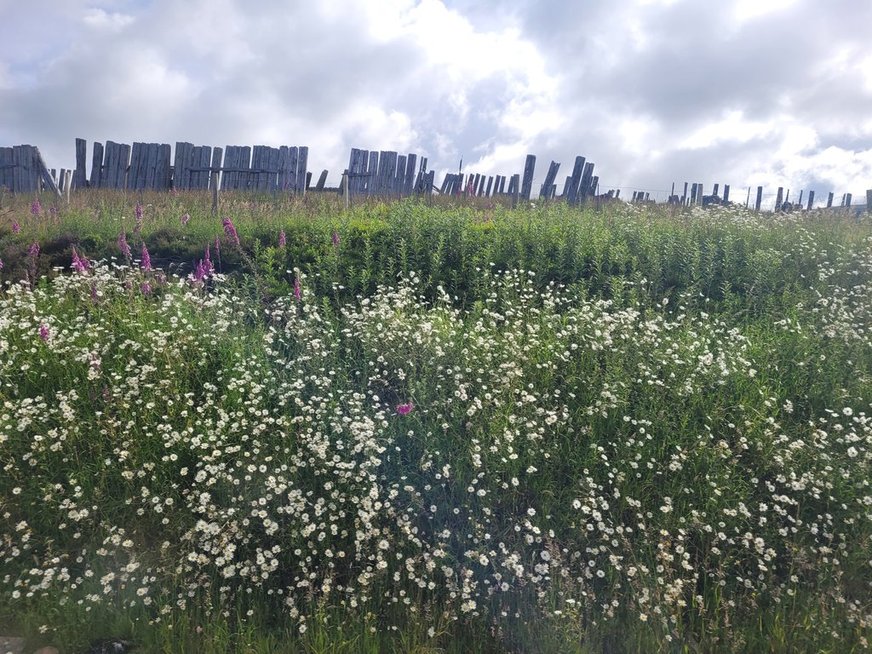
[1, 191, 870, 652]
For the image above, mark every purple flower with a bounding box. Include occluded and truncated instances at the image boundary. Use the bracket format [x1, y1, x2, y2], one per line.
[28, 242, 40, 258]
[118, 232, 132, 260]
[222, 217, 240, 246]
[12, 221, 20, 234]
[71, 247, 89, 273]
[181, 213, 191, 226]
[31, 199, 42, 216]
[135, 202, 143, 221]
[141, 281, 152, 295]
[332, 231, 340, 248]
[38, 323, 50, 342]
[0, 258, 4, 271]
[279, 229, 287, 248]
[293, 273, 302, 302]
[396, 402, 414, 416]
[141, 243, 152, 271]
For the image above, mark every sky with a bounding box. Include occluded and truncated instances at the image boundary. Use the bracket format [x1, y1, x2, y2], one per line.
[1, 0, 871, 205]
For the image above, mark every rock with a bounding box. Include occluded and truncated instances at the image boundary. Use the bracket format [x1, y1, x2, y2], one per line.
[87, 640, 134, 654]
[32, 647, 59, 654]
[0, 635, 26, 654]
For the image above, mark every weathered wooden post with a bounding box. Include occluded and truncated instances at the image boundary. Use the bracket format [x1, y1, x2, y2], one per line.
[520, 155, 536, 201]
[724, 184, 730, 203]
[755, 186, 763, 211]
[845, 193, 852, 207]
[775, 187, 783, 212]
[827, 192, 834, 208]
[807, 190, 815, 210]
[866, 189, 872, 213]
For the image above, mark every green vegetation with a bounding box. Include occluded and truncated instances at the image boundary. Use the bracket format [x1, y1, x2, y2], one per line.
[1, 190, 870, 652]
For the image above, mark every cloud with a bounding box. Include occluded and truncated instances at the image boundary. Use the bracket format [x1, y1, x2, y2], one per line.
[0, 0, 870, 198]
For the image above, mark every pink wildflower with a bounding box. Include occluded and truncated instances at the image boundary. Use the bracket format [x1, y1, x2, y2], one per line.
[332, 231, 340, 247]
[71, 247, 89, 273]
[38, 323, 50, 342]
[12, 221, 20, 233]
[28, 242, 40, 258]
[279, 229, 287, 248]
[117, 232, 132, 260]
[31, 199, 42, 216]
[222, 217, 240, 246]
[181, 213, 191, 226]
[396, 402, 414, 415]
[293, 272, 302, 302]
[141, 243, 152, 271]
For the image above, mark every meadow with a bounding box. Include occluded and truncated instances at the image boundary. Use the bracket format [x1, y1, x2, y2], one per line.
[0, 190, 870, 653]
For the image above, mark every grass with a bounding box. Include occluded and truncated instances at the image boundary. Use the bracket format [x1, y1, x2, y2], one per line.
[0, 190, 870, 652]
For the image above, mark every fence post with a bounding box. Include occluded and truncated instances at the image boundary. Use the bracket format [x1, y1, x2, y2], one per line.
[867, 189, 872, 213]
[755, 187, 763, 212]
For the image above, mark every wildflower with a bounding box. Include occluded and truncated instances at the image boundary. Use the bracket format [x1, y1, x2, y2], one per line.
[12, 220, 20, 233]
[31, 198, 42, 216]
[332, 230, 340, 247]
[135, 202, 143, 221]
[71, 247, 89, 273]
[180, 213, 191, 226]
[141, 243, 152, 271]
[294, 272, 302, 302]
[279, 229, 287, 248]
[0, 258, 3, 270]
[29, 242, 40, 258]
[38, 323, 50, 342]
[396, 402, 414, 415]
[141, 281, 152, 295]
[222, 217, 240, 246]
[118, 232, 132, 260]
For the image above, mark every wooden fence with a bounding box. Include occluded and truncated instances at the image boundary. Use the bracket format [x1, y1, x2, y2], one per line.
[2, 139, 869, 213]
[0, 145, 59, 194]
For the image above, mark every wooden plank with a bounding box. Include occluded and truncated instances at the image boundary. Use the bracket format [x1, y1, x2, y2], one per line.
[867, 190, 872, 213]
[315, 170, 328, 190]
[755, 186, 763, 211]
[404, 153, 417, 195]
[396, 155, 407, 196]
[277, 146, 289, 191]
[12, 145, 22, 192]
[591, 176, 599, 197]
[713, 183, 719, 197]
[35, 147, 60, 196]
[347, 148, 361, 195]
[199, 146, 213, 190]
[220, 146, 234, 190]
[208, 147, 222, 190]
[71, 138, 87, 189]
[0, 147, 12, 191]
[566, 156, 585, 203]
[266, 146, 279, 190]
[827, 192, 834, 208]
[367, 151, 379, 195]
[296, 146, 308, 194]
[539, 160, 560, 199]
[18, 145, 36, 192]
[157, 144, 172, 189]
[89, 142, 103, 188]
[578, 162, 594, 202]
[359, 150, 369, 194]
[173, 142, 190, 190]
[724, 184, 730, 203]
[129, 142, 143, 190]
[485, 176, 493, 197]
[146, 143, 160, 190]
[845, 193, 852, 207]
[238, 146, 252, 189]
[286, 146, 298, 192]
[807, 190, 815, 211]
[775, 187, 783, 212]
[188, 146, 201, 189]
[520, 154, 536, 200]
[119, 143, 131, 189]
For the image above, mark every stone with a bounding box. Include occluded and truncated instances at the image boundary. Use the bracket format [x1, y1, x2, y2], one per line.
[33, 647, 60, 654]
[0, 635, 25, 654]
